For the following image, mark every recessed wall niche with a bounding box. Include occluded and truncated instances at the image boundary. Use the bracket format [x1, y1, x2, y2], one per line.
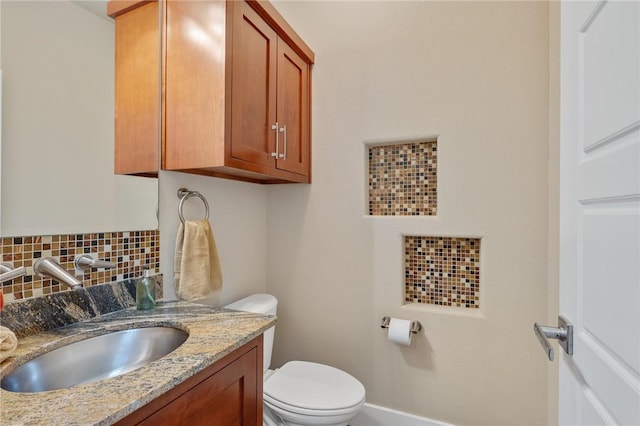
[368, 140, 437, 216]
[404, 236, 480, 308]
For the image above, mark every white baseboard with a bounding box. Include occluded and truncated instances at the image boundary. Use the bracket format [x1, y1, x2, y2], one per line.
[350, 403, 452, 426]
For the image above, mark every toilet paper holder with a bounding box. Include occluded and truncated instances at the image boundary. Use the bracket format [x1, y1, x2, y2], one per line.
[380, 316, 422, 334]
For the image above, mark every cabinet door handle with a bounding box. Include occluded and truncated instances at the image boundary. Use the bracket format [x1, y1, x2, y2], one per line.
[271, 122, 279, 158]
[279, 125, 287, 159]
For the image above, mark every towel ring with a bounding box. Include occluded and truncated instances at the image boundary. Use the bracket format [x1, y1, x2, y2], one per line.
[177, 188, 209, 224]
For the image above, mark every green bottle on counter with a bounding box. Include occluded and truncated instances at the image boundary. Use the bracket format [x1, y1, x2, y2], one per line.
[136, 269, 156, 310]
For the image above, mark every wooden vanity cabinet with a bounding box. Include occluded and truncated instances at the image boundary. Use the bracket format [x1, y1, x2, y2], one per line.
[111, 0, 314, 184]
[115, 335, 263, 426]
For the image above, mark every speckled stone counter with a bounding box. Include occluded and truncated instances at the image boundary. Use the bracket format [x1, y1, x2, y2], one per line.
[0, 301, 276, 425]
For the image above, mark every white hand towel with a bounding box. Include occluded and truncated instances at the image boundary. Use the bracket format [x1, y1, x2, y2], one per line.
[0, 325, 18, 362]
[174, 219, 222, 301]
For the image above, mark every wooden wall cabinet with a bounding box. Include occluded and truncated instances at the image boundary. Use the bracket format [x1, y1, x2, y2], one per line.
[115, 335, 263, 426]
[111, 0, 314, 184]
[111, 0, 160, 177]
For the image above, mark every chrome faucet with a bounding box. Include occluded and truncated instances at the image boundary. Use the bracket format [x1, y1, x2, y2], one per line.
[33, 257, 82, 290]
[73, 254, 116, 272]
[0, 262, 27, 284]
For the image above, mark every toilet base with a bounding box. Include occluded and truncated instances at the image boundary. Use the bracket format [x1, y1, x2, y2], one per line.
[263, 402, 357, 426]
[263, 404, 281, 426]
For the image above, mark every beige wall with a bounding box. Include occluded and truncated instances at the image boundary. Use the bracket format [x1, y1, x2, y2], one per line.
[159, 171, 268, 306]
[267, 2, 550, 425]
[156, 2, 553, 424]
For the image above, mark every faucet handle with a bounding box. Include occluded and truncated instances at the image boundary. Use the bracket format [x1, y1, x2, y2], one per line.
[0, 262, 27, 284]
[74, 254, 116, 273]
[0, 262, 18, 274]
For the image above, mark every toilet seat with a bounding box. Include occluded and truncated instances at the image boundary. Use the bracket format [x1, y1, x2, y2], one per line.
[264, 361, 366, 416]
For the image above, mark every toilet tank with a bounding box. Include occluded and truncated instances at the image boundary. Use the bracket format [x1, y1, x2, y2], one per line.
[224, 294, 277, 372]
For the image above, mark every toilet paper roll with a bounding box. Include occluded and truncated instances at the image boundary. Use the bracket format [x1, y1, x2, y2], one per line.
[388, 318, 413, 346]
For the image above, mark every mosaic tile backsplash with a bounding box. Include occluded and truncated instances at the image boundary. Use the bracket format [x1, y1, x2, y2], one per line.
[405, 236, 480, 308]
[1, 230, 159, 303]
[368, 140, 437, 216]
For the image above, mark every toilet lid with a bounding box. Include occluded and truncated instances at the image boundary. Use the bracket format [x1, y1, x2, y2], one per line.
[264, 361, 365, 411]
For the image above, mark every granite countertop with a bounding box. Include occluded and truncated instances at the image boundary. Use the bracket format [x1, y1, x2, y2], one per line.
[0, 301, 276, 425]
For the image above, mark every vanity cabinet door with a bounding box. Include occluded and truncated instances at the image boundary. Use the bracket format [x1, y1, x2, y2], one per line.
[115, 335, 263, 426]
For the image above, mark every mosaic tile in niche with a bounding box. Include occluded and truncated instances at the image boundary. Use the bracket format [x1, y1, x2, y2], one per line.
[404, 236, 480, 308]
[368, 140, 437, 216]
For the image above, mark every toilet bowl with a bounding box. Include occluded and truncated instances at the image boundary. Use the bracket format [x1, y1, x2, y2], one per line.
[263, 361, 365, 426]
[225, 294, 365, 426]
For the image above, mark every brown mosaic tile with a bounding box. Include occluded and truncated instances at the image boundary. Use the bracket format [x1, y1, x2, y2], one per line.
[1, 229, 160, 303]
[368, 140, 437, 216]
[404, 236, 480, 308]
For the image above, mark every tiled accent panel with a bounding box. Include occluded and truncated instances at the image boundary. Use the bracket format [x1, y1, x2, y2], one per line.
[368, 141, 437, 216]
[1, 230, 160, 302]
[405, 236, 480, 308]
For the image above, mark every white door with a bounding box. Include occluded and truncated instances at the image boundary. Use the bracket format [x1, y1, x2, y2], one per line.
[559, 0, 640, 424]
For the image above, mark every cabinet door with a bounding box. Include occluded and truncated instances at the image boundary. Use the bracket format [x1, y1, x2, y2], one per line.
[230, 1, 278, 169]
[114, 336, 263, 426]
[113, 1, 159, 176]
[276, 38, 310, 177]
[164, 0, 227, 170]
[138, 348, 260, 426]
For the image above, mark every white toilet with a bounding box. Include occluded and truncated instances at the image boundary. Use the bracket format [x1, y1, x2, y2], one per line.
[225, 294, 365, 426]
